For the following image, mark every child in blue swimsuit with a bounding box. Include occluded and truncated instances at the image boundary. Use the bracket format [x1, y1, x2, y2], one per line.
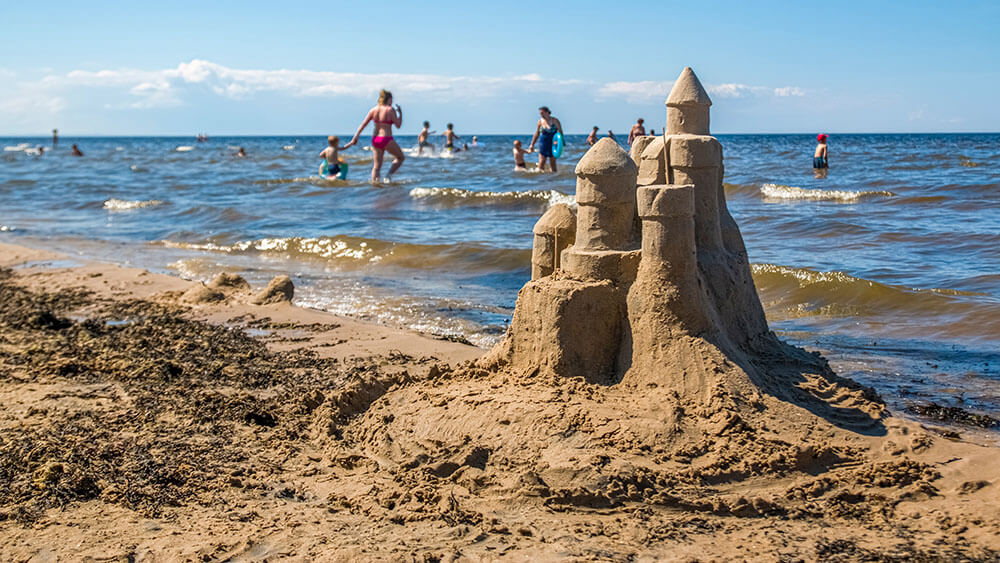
[813, 134, 828, 169]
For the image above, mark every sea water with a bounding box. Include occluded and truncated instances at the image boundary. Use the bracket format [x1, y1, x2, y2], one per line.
[1, 134, 998, 423]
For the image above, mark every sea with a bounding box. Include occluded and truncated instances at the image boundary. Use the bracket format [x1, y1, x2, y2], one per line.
[2, 133, 998, 426]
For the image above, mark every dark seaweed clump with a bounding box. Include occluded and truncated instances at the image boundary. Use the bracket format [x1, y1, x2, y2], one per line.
[906, 402, 1000, 430]
[0, 268, 409, 523]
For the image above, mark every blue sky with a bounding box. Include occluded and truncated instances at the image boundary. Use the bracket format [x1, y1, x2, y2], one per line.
[2, 1, 999, 135]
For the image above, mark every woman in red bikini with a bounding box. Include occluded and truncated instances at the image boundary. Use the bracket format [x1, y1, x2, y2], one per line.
[345, 89, 404, 182]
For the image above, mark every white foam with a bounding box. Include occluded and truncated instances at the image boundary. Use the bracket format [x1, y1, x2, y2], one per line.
[409, 186, 575, 207]
[402, 146, 459, 159]
[0, 225, 15, 232]
[760, 183, 894, 202]
[103, 198, 166, 210]
[160, 236, 383, 263]
[3, 143, 30, 152]
[175, 145, 195, 152]
[282, 145, 295, 151]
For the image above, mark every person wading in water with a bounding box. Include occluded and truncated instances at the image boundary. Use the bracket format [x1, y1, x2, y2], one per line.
[528, 106, 563, 173]
[345, 89, 405, 182]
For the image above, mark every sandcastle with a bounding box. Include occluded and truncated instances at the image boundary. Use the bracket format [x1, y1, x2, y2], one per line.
[490, 67, 797, 397]
[333, 66, 889, 524]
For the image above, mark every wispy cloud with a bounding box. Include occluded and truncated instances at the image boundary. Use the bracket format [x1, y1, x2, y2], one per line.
[8, 59, 807, 111]
[773, 86, 806, 97]
[48, 60, 589, 109]
[0, 59, 813, 133]
[598, 80, 807, 103]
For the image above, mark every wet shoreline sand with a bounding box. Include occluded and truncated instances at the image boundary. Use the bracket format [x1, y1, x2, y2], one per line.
[0, 240, 998, 560]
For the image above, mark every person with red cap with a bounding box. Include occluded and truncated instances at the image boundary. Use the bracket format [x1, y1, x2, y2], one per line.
[813, 134, 829, 177]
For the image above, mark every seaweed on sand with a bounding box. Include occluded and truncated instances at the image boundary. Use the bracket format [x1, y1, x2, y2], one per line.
[0, 268, 408, 523]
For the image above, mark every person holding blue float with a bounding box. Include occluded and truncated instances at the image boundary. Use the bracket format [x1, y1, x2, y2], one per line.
[528, 106, 564, 173]
[318, 135, 350, 180]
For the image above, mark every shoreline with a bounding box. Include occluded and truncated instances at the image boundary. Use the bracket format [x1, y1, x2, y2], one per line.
[0, 241, 485, 364]
[0, 240, 998, 558]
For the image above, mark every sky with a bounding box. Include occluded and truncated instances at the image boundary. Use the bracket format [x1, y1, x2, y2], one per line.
[2, 1, 999, 136]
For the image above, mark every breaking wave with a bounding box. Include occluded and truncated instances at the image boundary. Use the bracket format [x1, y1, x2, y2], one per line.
[157, 235, 531, 272]
[103, 199, 167, 210]
[759, 184, 895, 202]
[752, 263, 1000, 341]
[409, 187, 575, 208]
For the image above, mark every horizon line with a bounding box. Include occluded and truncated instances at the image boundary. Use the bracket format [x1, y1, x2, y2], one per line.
[4, 131, 999, 138]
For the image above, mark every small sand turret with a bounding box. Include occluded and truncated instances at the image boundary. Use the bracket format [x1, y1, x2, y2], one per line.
[531, 204, 576, 280]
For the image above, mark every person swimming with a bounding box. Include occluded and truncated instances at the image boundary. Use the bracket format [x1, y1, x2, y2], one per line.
[528, 106, 563, 172]
[235, 147, 247, 158]
[417, 121, 435, 155]
[319, 135, 349, 177]
[71, 144, 83, 157]
[344, 89, 404, 182]
[442, 123, 460, 151]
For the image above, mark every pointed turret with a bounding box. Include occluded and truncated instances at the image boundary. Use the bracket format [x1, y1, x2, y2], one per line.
[574, 137, 637, 178]
[665, 67, 712, 135]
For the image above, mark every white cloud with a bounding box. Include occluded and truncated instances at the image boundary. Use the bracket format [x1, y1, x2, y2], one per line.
[0, 59, 810, 132]
[708, 83, 766, 98]
[598, 79, 806, 103]
[52, 60, 590, 108]
[597, 81, 672, 103]
[773, 86, 806, 97]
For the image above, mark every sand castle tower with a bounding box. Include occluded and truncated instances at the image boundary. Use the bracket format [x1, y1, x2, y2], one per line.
[490, 66, 779, 396]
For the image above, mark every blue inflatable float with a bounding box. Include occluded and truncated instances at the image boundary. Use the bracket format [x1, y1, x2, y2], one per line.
[319, 160, 348, 180]
[552, 132, 564, 158]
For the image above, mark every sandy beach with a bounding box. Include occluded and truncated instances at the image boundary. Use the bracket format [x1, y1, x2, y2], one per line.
[0, 239, 997, 561]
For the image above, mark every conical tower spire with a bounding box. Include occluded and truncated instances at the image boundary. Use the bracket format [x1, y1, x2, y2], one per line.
[666, 67, 712, 107]
[665, 67, 712, 135]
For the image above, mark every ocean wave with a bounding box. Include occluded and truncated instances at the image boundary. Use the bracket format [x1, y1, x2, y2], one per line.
[759, 183, 895, 202]
[103, 198, 167, 210]
[157, 235, 531, 272]
[751, 263, 1000, 341]
[0, 225, 15, 232]
[409, 187, 575, 208]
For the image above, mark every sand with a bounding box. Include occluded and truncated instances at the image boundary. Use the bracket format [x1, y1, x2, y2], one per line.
[0, 240, 998, 561]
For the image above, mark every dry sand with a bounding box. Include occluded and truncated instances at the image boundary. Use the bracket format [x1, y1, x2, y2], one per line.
[0, 240, 998, 561]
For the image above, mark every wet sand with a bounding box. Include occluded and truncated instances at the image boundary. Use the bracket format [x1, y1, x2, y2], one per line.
[0, 241, 998, 561]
